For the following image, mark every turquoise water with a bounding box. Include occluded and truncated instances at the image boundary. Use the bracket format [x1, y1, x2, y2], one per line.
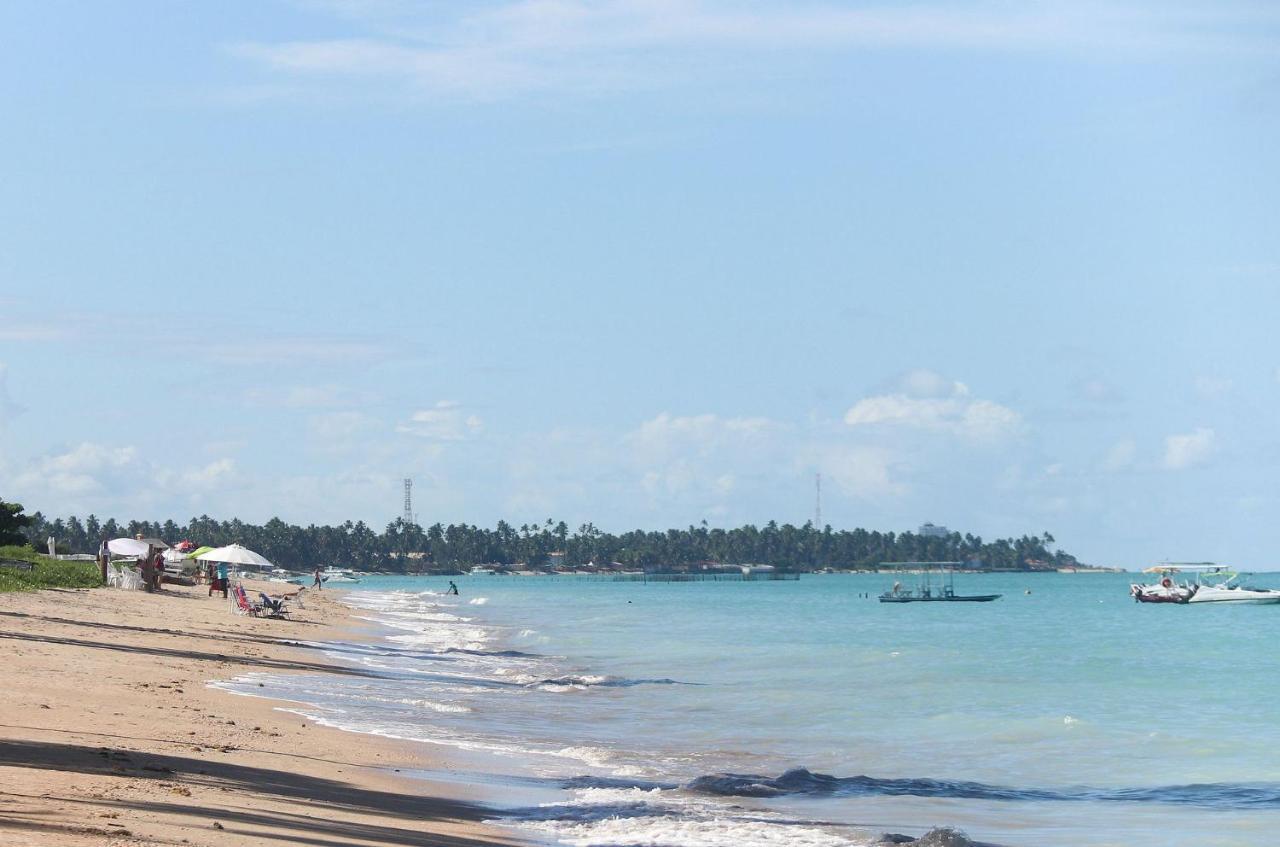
[218, 572, 1280, 846]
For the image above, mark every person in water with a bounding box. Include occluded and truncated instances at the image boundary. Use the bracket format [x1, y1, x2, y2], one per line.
[447, 581, 459, 595]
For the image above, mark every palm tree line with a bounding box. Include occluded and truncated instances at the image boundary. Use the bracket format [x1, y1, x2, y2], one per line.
[17, 510, 1073, 573]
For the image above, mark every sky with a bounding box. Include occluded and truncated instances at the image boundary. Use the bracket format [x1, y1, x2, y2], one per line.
[1, 0, 1279, 567]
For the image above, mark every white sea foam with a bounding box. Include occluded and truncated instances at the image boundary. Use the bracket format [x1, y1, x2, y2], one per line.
[552, 746, 618, 768]
[502, 787, 873, 847]
[469, 597, 489, 605]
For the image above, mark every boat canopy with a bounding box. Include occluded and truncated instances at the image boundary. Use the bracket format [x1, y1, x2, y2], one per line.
[1142, 563, 1222, 573]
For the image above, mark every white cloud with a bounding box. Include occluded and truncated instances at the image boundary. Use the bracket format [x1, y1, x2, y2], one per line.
[309, 410, 382, 445]
[617, 413, 784, 513]
[844, 374, 1022, 443]
[230, 1, 1255, 100]
[1162, 427, 1216, 470]
[821, 445, 905, 499]
[397, 401, 483, 440]
[627, 412, 777, 459]
[895, 368, 969, 399]
[12, 443, 139, 496]
[1, 442, 242, 515]
[1101, 439, 1137, 472]
[174, 459, 237, 487]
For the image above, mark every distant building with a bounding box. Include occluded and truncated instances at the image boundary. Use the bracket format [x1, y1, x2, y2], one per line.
[918, 522, 949, 538]
[548, 551, 566, 568]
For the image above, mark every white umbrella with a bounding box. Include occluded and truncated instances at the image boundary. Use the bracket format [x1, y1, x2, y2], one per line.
[107, 538, 151, 558]
[196, 544, 273, 569]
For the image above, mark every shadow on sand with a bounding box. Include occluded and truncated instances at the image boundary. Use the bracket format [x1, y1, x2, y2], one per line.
[0, 629, 379, 678]
[0, 738, 520, 847]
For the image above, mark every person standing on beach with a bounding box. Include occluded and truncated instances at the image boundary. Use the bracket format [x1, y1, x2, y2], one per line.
[313, 567, 323, 590]
[140, 545, 155, 593]
[151, 551, 166, 591]
[209, 562, 228, 598]
[98, 537, 109, 584]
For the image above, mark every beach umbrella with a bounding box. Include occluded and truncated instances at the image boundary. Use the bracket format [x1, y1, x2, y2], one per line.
[107, 538, 151, 558]
[196, 544, 273, 569]
[185, 545, 216, 560]
[137, 537, 170, 550]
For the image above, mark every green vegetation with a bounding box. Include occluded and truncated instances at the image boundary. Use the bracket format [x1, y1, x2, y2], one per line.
[0, 545, 102, 593]
[16, 510, 1075, 574]
[0, 499, 32, 546]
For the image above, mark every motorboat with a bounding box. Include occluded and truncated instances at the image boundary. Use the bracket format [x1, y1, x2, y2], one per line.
[469, 566, 496, 575]
[1188, 566, 1280, 604]
[1130, 565, 1197, 604]
[321, 567, 361, 583]
[1132, 564, 1280, 605]
[878, 562, 1001, 603]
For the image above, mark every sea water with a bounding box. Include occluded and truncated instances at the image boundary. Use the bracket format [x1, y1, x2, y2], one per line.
[215, 572, 1280, 846]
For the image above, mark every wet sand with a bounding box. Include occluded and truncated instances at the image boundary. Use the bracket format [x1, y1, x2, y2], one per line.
[0, 579, 531, 847]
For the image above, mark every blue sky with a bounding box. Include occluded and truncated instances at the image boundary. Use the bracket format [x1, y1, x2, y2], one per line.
[2, 1, 1279, 567]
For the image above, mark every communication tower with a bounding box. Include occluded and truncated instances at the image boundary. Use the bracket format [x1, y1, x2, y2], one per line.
[815, 472, 822, 529]
[403, 478, 414, 525]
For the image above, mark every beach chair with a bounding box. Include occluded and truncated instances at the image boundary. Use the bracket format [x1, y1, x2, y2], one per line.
[257, 592, 289, 618]
[231, 583, 259, 616]
[119, 566, 145, 591]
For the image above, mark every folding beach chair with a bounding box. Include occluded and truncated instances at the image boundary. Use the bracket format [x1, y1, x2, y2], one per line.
[231, 583, 259, 616]
[257, 592, 288, 618]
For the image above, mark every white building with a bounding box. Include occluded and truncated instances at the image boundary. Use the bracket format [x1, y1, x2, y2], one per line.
[918, 522, 949, 538]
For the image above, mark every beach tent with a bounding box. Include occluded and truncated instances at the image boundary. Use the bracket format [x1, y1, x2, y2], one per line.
[107, 537, 152, 558]
[196, 544, 273, 569]
[185, 546, 216, 560]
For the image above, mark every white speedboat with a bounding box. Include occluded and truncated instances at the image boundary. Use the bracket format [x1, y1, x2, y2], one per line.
[1188, 567, 1280, 604]
[1133, 564, 1280, 605]
[321, 567, 361, 583]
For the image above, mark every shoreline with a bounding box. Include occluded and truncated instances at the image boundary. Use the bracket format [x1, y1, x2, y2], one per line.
[0, 579, 533, 847]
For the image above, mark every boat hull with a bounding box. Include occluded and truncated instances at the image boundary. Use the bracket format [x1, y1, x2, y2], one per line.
[879, 594, 1002, 603]
[1187, 589, 1280, 605]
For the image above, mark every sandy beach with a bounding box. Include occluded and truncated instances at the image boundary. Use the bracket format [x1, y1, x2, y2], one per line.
[0, 580, 530, 847]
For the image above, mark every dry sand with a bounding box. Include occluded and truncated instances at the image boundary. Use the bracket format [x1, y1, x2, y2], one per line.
[0, 579, 532, 847]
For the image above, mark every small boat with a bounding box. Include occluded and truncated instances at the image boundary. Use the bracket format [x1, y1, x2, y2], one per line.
[321, 567, 361, 584]
[468, 566, 496, 575]
[1132, 564, 1280, 605]
[1130, 564, 1197, 604]
[878, 562, 1001, 603]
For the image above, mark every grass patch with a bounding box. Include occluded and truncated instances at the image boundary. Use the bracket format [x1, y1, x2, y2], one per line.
[0, 545, 103, 593]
